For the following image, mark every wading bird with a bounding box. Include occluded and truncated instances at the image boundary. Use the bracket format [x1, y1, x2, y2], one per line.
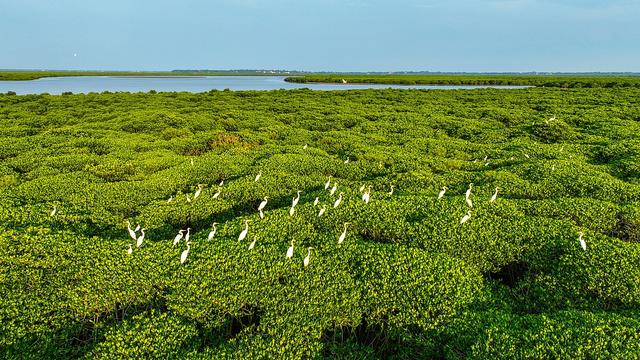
[249, 235, 257, 250]
[330, 182, 338, 196]
[325, 176, 332, 190]
[388, 185, 394, 196]
[362, 188, 371, 204]
[254, 170, 262, 182]
[286, 240, 294, 259]
[359, 184, 366, 192]
[466, 197, 473, 208]
[180, 242, 191, 264]
[185, 228, 191, 242]
[524, 153, 530, 159]
[134, 224, 141, 232]
[438, 186, 447, 200]
[333, 192, 344, 208]
[173, 230, 185, 246]
[578, 232, 586, 251]
[194, 184, 203, 199]
[219, 179, 224, 187]
[304, 247, 313, 267]
[127, 244, 133, 255]
[136, 228, 145, 248]
[212, 187, 221, 199]
[258, 197, 268, 218]
[167, 196, 173, 203]
[490, 187, 499, 203]
[344, 157, 350, 164]
[186, 194, 192, 203]
[208, 223, 219, 241]
[50, 205, 57, 217]
[460, 211, 472, 224]
[313, 197, 319, 206]
[289, 205, 296, 217]
[292, 191, 301, 207]
[318, 205, 327, 217]
[126, 220, 137, 241]
[238, 220, 250, 241]
[465, 183, 473, 200]
[338, 222, 350, 244]
[303, 144, 308, 149]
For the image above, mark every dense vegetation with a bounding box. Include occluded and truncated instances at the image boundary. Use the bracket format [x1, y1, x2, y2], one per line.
[285, 74, 640, 88]
[1, 87, 640, 359]
[0, 71, 280, 81]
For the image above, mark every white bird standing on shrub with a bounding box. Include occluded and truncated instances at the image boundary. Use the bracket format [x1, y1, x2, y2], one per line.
[362, 187, 371, 204]
[338, 222, 350, 244]
[313, 197, 319, 206]
[292, 191, 301, 207]
[185, 228, 191, 242]
[126, 220, 137, 241]
[136, 228, 145, 248]
[465, 183, 473, 200]
[344, 157, 350, 164]
[304, 247, 313, 267]
[254, 170, 262, 182]
[438, 186, 447, 200]
[194, 184, 203, 199]
[207, 223, 219, 241]
[460, 211, 472, 224]
[325, 176, 332, 190]
[578, 232, 586, 251]
[212, 187, 221, 199]
[167, 196, 173, 203]
[238, 220, 250, 241]
[303, 144, 308, 149]
[180, 242, 191, 264]
[388, 185, 394, 196]
[334, 192, 344, 208]
[330, 182, 338, 196]
[50, 205, 57, 217]
[490, 187, 499, 203]
[219, 180, 224, 187]
[286, 240, 294, 259]
[249, 235, 257, 250]
[173, 229, 185, 246]
[318, 205, 327, 217]
[127, 244, 133, 255]
[186, 194, 192, 203]
[258, 197, 268, 219]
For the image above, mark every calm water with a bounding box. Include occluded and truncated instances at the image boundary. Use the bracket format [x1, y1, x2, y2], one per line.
[0, 76, 529, 95]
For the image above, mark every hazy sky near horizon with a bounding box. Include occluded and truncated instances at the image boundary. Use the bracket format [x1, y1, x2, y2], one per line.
[1, 0, 639, 72]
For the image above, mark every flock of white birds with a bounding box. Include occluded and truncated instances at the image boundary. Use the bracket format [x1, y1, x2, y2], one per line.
[50, 140, 587, 267]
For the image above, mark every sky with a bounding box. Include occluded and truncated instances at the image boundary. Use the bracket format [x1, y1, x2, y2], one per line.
[1, 0, 639, 72]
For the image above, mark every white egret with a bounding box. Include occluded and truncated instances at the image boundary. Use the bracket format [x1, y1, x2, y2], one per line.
[362, 190, 370, 204]
[524, 154, 530, 159]
[173, 229, 185, 246]
[207, 223, 219, 241]
[465, 183, 473, 200]
[344, 157, 350, 164]
[483, 155, 488, 161]
[313, 197, 319, 206]
[338, 222, 350, 244]
[460, 211, 472, 224]
[318, 205, 327, 217]
[304, 247, 313, 267]
[578, 232, 586, 251]
[289, 206, 296, 217]
[186, 194, 192, 203]
[126, 220, 137, 241]
[333, 192, 343, 208]
[219, 180, 224, 187]
[134, 224, 141, 232]
[258, 197, 268, 212]
[551, 165, 556, 171]
[303, 144, 308, 149]
[325, 176, 332, 190]
[342, 78, 347, 84]
[484, 162, 490, 167]
[286, 240, 294, 259]
[194, 184, 203, 199]
[167, 196, 173, 203]
[136, 228, 145, 248]
[180, 242, 191, 264]
[212, 187, 221, 199]
[438, 186, 447, 200]
[490, 187, 499, 203]
[50, 205, 57, 217]
[388, 186, 394, 195]
[254, 170, 262, 182]
[330, 182, 338, 196]
[185, 228, 191, 242]
[292, 191, 301, 207]
[466, 197, 473, 208]
[359, 184, 366, 192]
[127, 244, 133, 255]
[238, 220, 250, 241]
[248, 235, 257, 250]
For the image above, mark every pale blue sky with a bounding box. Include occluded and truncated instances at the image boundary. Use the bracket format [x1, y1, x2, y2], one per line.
[1, 0, 638, 72]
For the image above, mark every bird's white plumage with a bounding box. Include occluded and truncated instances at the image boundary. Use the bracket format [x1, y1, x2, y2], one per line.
[318, 205, 327, 217]
[333, 192, 343, 208]
[460, 211, 472, 224]
[238, 220, 249, 241]
[136, 229, 145, 248]
[208, 223, 218, 241]
[286, 240, 294, 259]
[173, 230, 185, 246]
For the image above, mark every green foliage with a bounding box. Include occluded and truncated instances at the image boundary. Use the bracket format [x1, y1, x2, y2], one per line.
[1, 87, 639, 358]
